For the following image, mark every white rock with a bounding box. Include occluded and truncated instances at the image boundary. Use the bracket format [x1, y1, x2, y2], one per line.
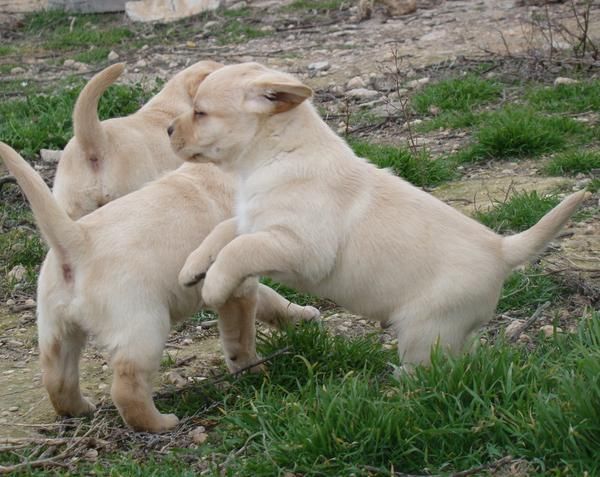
[204, 20, 218, 29]
[107, 50, 119, 61]
[10, 66, 25, 74]
[346, 76, 365, 89]
[63, 59, 75, 67]
[135, 59, 147, 68]
[382, 0, 416, 16]
[166, 371, 187, 387]
[554, 77, 579, 86]
[25, 298, 36, 306]
[346, 88, 380, 99]
[308, 61, 331, 71]
[7, 265, 26, 282]
[406, 77, 430, 89]
[84, 448, 98, 462]
[40, 148, 62, 163]
[6, 299, 15, 306]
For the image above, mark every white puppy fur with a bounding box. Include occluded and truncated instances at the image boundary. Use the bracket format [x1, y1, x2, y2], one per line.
[0, 142, 318, 432]
[171, 62, 586, 367]
[53, 60, 222, 220]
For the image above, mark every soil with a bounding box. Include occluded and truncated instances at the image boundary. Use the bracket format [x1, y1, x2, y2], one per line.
[0, 0, 598, 443]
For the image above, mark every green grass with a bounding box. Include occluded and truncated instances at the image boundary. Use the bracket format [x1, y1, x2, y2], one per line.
[0, 45, 16, 56]
[545, 150, 600, 176]
[22, 10, 133, 51]
[413, 74, 502, 115]
[260, 277, 317, 307]
[474, 190, 561, 233]
[458, 107, 588, 162]
[416, 110, 480, 132]
[202, 317, 599, 476]
[351, 140, 455, 187]
[73, 47, 110, 64]
[0, 81, 155, 158]
[527, 81, 600, 113]
[215, 20, 269, 45]
[587, 178, 600, 193]
[283, 0, 345, 11]
[498, 268, 566, 314]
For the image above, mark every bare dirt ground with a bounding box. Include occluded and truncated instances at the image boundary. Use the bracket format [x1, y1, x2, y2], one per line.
[0, 0, 598, 446]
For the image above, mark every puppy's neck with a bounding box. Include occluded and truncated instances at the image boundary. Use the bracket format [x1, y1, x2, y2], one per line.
[235, 102, 340, 178]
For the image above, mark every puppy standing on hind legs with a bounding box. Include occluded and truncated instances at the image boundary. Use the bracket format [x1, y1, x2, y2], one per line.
[171, 62, 587, 368]
[0, 142, 318, 432]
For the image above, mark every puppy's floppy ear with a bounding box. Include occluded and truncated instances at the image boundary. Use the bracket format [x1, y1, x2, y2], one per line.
[245, 73, 313, 115]
[184, 60, 224, 98]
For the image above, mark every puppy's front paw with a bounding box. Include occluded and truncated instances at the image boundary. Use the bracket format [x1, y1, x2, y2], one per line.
[179, 246, 216, 287]
[202, 268, 237, 309]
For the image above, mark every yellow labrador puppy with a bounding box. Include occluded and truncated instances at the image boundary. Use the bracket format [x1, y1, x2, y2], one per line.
[172, 62, 586, 367]
[53, 60, 223, 219]
[0, 142, 318, 432]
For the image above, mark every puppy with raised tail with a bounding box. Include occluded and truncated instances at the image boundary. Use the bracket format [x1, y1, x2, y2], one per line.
[53, 60, 223, 219]
[172, 62, 586, 367]
[0, 142, 318, 432]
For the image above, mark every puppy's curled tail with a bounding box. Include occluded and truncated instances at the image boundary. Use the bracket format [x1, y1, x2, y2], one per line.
[501, 190, 587, 269]
[73, 62, 125, 154]
[0, 143, 84, 258]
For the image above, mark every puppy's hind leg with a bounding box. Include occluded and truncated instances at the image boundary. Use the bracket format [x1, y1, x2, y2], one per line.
[110, 310, 178, 432]
[216, 278, 262, 373]
[255, 283, 320, 329]
[38, 316, 95, 417]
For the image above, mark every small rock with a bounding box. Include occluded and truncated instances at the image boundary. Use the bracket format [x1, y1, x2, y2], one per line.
[166, 371, 187, 388]
[308, 61, 330, 71]
[107, 50, 119, 61]
[10, 66, 25, 75]
[182, 338, 193, 346]
[8, 406, 19, 412]
[382, 0, 416, 16]
[135, 59, 147, 68]
[260, 24, 274, 32]
[40, 149, 62, 163]
[7, 265, 27, 282]
[84, 448, 98, 461]
[189, 426, 208, 444]
[428, 105, 440, 116]
[7, 340, 23, 347]
[25, 298, 36, 306]
[228, 1, 247, 10]
[346, 88, 380, 99]
[204, 20, 218, 29]
[554, 77, 578, 86]
[518, 333, 532, 344]
[505, 319, 525, 340]
[406, 77, 430, 89]
[64, 59, 75, 67]
[186, 40, 196, 48]
[6, 299, 15, 306]
[347, 76, 365, 89]
[541, 324, 563, 337]
[98, 383, 108, 390]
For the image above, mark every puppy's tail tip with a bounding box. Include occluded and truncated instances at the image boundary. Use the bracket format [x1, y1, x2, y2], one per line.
[501, 189, 587, 269]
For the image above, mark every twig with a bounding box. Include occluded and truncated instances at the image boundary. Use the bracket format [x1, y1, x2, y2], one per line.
[508, 301, 551, 343]
[212, 346, 292, 384]
[9, 302, 36, 313]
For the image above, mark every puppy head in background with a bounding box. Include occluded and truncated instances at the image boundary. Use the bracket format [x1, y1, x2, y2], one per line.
[53, 60, 222, 220]
[168, 62, 313, 168]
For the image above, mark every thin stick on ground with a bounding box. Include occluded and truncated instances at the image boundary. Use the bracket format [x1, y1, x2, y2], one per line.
[507, 301, 551, 343]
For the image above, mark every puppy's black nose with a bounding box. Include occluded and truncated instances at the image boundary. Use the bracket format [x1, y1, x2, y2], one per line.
[167, 125, 174, 137]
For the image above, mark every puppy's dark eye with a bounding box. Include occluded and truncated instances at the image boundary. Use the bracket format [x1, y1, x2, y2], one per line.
[194, 111, 206, 117]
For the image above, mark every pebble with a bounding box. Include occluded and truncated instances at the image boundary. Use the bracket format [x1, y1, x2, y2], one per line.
[25, 298, 36, 306]
[406, 77, 430, 89]
[135, 59, 147, 68]
[182, 338, 193, 345]
[166, 371, 187, 388]
[84, 448, 98, 462]
[64, 59, 75, 67]
[308, 61, 331, 71]
[554, 77, 578, 86]
[107, 50, 119, 61]
[98, 383, 108, 390]
[7, 265, 27, 282]
[204, 20, 218, 29]
[8, 406, 19, 412]
[229, 1, 247, 10]
[346, 88, 379, 99]
[6, 299, 15, 306]
[504, 319, 525, 340]
[189, 426, 208, 444]
[541, 325, 563, 337]
[10, 66, 25, 75]
[346, 76, 365, 89]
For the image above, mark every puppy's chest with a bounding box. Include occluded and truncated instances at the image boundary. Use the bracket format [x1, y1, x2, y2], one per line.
[234, 188, 263, 234]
